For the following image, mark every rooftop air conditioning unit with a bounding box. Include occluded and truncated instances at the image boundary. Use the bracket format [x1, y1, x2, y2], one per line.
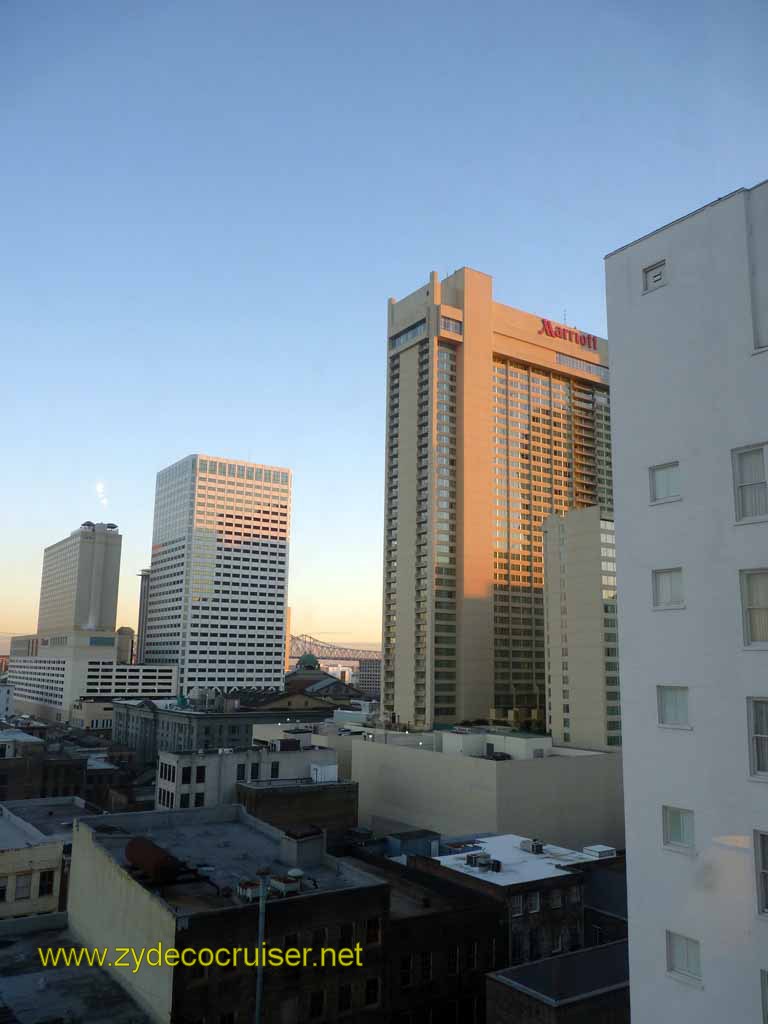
[520, 839, 534, 853]
[490, 859, 502, 873]
[466, 852, 480, 867]
[530, 840, 545, 855]
[583, 844, 617, 859]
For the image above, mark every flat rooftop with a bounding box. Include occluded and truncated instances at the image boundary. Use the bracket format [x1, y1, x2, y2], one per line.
[3, 798, 98, 838]
[0, 729, 44, 745]
[0, 925, 150, 1023]
[491, 939, 629, 1005]
[340, 856, 454, 920]
[433, 834, 614, 886]
[81, 806, 380, 915]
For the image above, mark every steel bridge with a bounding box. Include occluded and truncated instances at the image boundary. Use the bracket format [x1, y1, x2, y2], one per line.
[289, 634, 382, 662]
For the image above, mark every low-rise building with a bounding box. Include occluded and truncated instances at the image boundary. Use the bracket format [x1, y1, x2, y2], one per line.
[0, 919, 150, 1022]
[113, 696, 335, 767]
[0, 803, 65, 919]
[486, 939, 630, 1023]
[68, 806, 390, 1023]
[155, 740, 339, 809]
[70, 697, 114, 734]
[348, 727, 624, 851]
[408, 834, 620, 964]
[10, 632, 178, 723]
[0, 729, 46, 801]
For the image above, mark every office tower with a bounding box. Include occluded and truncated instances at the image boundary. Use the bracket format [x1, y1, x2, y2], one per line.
[605, 180, 768, 1022]
[143, 454, 291, 693]
[37, 522, 122, 633]
[542, 506, 619, 750]
[136, 568, 151, 664]
[382, 268, 611, 729]
[356, 658, 381, 699]
[10, 523, 177, 721]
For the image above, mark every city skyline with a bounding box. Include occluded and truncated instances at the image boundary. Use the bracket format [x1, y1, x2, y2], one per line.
[3, 2, 767, 654]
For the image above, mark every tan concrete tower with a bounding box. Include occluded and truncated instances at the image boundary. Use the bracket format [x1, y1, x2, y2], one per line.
[382, 268, 611, 729]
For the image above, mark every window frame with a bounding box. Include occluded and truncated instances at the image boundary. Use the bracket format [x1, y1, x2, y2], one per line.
[649, 461, 681, 505]
[748, 698, 768, 779]
[756, 831, 768, 915]
[741, 570, 768, 648]
[652, 567, 685, 610]
[662, 805, 696, 854]
[666, 930, 702, 984]
[732, 444, 768, 524]
[657, 685, 691, 730]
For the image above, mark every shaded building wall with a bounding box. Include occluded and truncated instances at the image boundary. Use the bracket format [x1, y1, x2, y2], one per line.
[235, 781, 358, 839]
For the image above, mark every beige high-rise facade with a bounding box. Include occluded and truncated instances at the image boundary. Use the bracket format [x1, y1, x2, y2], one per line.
[37, 521, 122, 634]
[542, 506, 619, 751]
[382, 268, 611, 729]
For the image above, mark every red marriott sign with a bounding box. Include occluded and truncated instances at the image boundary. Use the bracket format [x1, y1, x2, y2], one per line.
[539, 318, 598, 351]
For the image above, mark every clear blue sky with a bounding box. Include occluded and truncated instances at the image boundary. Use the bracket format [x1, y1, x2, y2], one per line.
[2, 0, 767, 652]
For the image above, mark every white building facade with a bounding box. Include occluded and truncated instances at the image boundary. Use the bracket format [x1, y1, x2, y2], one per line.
[606, 180, 768, 1022]
[143, 455, 291, 694]
[155, 741, 337, 810]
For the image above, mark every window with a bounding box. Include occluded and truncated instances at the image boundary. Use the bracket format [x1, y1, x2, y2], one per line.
[734, 446, 768, 520]
[666, 931, 701, 981]
[179, 793, 190, 808]
[756, 832, 768, 913]
[365, 918, 380, 945]
[236, 763, 245, 782]
[250, 762, 260, 781]
[650, 462, 680, 503]
[181, 766, 191, 785]
[652, 568, 684, 609]
[419, 951, 431, 981]
[749, 699, 768, 776]
[400, 953, 412, 987]
[0, 877, 7, 902]
[447, 946, 458, 975]
[14, 873, 32, 900]
[364, 977, 379, 1006]
[549, 889, 562, 909]
[663, 806, 695, 851]
[643, 259, 667, 292]
[510, 893, 523, 916]
[527, 892, 540, 913]
[742, 571, 768, 645]
[38, 870, 55, 897]
[194, 792, 205, 807]
[658, 686, 690, 728]
[196, 765, 206, 783]
[270, 761, 280, 779]
[338, 983, 352, 1013]
[309, 990, 325, 1019]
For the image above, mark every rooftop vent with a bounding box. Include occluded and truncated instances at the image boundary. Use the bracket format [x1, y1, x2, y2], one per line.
[520, 839, 545, 855]
[583, 844, 617, 859]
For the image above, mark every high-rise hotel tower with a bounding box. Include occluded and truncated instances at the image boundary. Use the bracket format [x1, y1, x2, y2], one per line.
[382, 268, 611, 729]
[143, 454, 291, 693]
